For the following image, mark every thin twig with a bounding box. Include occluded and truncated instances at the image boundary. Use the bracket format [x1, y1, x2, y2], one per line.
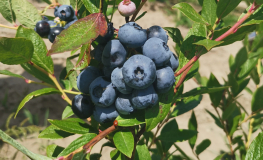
[245, 118, 254, 149]
[130, 0, 147, 21]
[0, 24, 18, 30]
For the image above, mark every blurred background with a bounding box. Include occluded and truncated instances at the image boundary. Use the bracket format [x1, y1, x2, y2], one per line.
[0, 0, 259, 159]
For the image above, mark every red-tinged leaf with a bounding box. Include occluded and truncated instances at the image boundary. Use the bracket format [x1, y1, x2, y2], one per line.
[47, 13, 107, 55]
[74, 42, 92, 70]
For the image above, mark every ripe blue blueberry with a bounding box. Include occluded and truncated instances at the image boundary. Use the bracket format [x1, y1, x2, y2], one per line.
[102, 40, 127, 68]
[166, 51, 179, 71]
[103, 66, 114, 80]
[154, 66, 175, 94]
[48, 27, 64, 43]
[93, 105, 119, 123]
[147, 25, 168, 43]
[122, 55, 156, 89]
[111, 67, 133, 94]
[77, 66, 102, 94]
[54, 5, 75, 21]
[131, 85, 158, 109]
[89, 76, 117, 107]
[95, 23, 114, 45]
[118, 22, 147, 48]
[115, 94, 134, 115]
[71, 94, 94, 119]
[35, 20, 50, 37]
[91, 44, 104, 62]
[143, 38, 171, 67]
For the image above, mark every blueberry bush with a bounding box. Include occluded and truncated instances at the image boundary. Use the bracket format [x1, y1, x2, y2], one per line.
[1, 0, 263, 159]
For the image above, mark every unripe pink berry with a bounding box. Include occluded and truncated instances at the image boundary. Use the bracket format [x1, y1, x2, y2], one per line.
[118, 0, 136, 17]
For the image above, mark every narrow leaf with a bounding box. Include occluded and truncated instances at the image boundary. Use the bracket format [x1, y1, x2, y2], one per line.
[73, 43, 92, 71]
[113, 129, 134, 158]
[58, 133, 97, 156]
[11, 0, 41, 28]
[15, 88, 60, 117]
[46, 144, 64, 158]
[216, 0, 242, 19]
[0, 70, 25, 79]
[193, 39, 223, 51]
[110, 149, 126, 160]
[207, 73, 223, 107]
[172, 3, 209, 25]
[0, 129, 52, 160]
[195, 139, 211, 155]
[201, 0, 217, 25]
[135, 11, 147, 21]
[38, 125, 74, 139]
[82, 0, 99, 13]
[251, 86, 263, 112]
[48, 13, 107, 55]
[0, 37, 33, 65]
[62, 105, 74, 119]
[188, 111, 197, 149]
[48, 118, 92, 134]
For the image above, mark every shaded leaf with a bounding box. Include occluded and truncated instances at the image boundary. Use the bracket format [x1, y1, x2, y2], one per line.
[164, 27, 183, 46]
[238, 56, 258, 80]
[216, 0, 241, 19]
[206, 109, 223, 128]
[110, 149, 126, 160]
[38, 125, 74, 139]
[172, 95, 202, 117]
[73, 43, 92, 71]
[66, 56, 78, 90]
[188, 111, 197, 149]
[134, 144, 151, 160]
[113, 129, 134, 158]
[48, 13, 107, 55]
[0, 37, 33, 65]
[15, 88, 60, 117]
[16, 26, 54, 74]
[11, 0, 41, 28]
[207, 73, 223, 107]
[59, 67, 73, 90]
[195, 139, 211, 155]
[116, 110, 145, 127]
[46, 144, 64, 158]
[58, 133, 97, 156]
[48, 118, 93, 134]
[251, 86, 263, 112]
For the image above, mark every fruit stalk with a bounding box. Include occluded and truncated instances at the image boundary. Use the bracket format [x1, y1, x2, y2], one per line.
[0, 24, 18, 30]
[99, 0, 104, 13]
[130, 0, 147, 21]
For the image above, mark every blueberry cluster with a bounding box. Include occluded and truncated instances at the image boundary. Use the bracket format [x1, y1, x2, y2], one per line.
[72, 22, 179, 123]
[34, 5, 78, 43]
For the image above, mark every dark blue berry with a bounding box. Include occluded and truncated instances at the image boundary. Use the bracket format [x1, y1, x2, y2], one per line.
[48, 27, 64, 43]
[55, 5, 75, 21]
[154, 66, 175, 94]
[71, 94, 94, 119]
[91, 44, 104, 62]
[111, 67, 133, 94]
[166, 51, 179, 71]
[115, 94, 134, 115]
[147, 25, 168, 43]
[35, 20, 50, 37]
[93, 105, 119, 123]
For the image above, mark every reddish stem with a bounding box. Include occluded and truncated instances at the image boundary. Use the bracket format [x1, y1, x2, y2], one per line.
[174, 64, 193, 93]
[174, 55, 199, 77]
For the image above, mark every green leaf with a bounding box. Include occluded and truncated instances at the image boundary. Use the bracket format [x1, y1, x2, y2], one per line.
[222, 103, 238, 120]
[172, 3, 209, 25]
[242, 5, 263, 26]
[16, 26, 54, 74]
[62, 105, 74, 119]
[58, 0, 70, 5]
[164, 27, 183, 47]
[66, 57, 78, 90]
[134, 144, 151, 160]
[181, 23, 207, 59]
[158, 119, 197, 142]
[110, 149, 126, 160]
[48, 118, 93, 134]
[216, 0, 241, 19]
[21, 63, 54, 85]
[185, 60, 199, 81]
[229, 115, 240, 136]
[251, 86, 263, 112]
[46, 144, 64, 158]
[0, 37, 33, 65]
[245, 131, 263, 160]
[82, 0, 99, 13]
[188, 111, 197, 149]
[207, 73, 223, 107]
[178, 86, 229, 99]
[250, 67, 260, 85]
[38, 125, 74, 139]
[195, 139, 211, 155]
[59, 67, 73, 90]
[0, 0, 15, 23]
[0, 70, 25, 79]
[228, 73, 239, 96]
[15, 88, 60, 117]
[89, 153, 101, 160]
[48, 13, 107, 55]
[201, 0, 217, 26]
[135, 11, 147, 21]
[172, 95, 202, 117]
[206, 109, 223, 129]
[230, 47, 248, 73]
[193, 39, 223, 51]
[0, 129, 52, 160]
[238, 56, 258, 80]
[73, 43, 92, 71]
[58, 133, 97, 156]
[194, 72, 208, 86]
[113, 129, 134, 158]
[145, 88, 173, 132]
[116, 110, 145, 127]
[11, 0, 41, 28]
